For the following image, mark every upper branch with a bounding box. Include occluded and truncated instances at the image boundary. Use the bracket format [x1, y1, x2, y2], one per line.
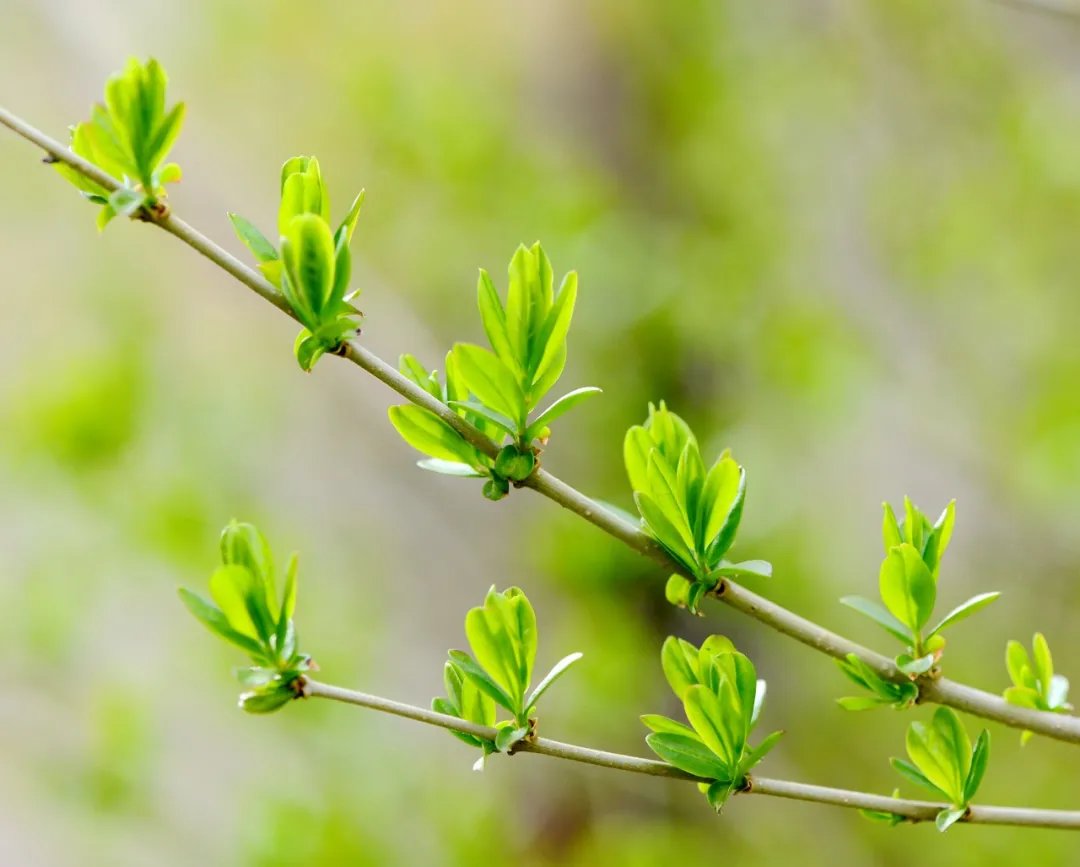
[3, 103, 1079, 744]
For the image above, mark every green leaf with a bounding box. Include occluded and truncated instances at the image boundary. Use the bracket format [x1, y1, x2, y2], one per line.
[177, 588, 266, 659]
[447, 400, 518, 439]
[388, 405, 479, 466]
[684, 684, 738, 768]
[660, 636, 699, 699]
[700, 456, 743, 554]
[447, 650, 515, 713]
[1033, 632, 1054, 694]
[526, 652, 583, 711]
[530, 271, 577, 390]
[494, 723, 530, 753]
[525, 387, 602, 441]
[964, 730, 990, 803]
[281, 214, 336, 322]
[228, 212, 278, 262]
[890, 757, 948, 799]
[634, 491, 697, 570]
[922, 500, 956, 577]
[935, 807, 967, 833]
[879, 543, 936, 632]
[896, 653, 935, 676]
[336, 190, 365, 244]
[452, 343, 525, 427]
[882, 502, 903, 551]
[839, 595, 912, 643]
[640, 714, 699, 739]
[738, 729, 784, 775]
[1003, 685, 1040, 709]
[623, 426, 655, 495]
[927, 592, 1000, 638]
[276, 553, 298, 654]
[1005, 640, 1031, 688]
[239, 687, 295, 714]
[645, 733, 729, 780]
[476, 268, 518, 374]
[208, 564, 268, 643]
[645, 452, 696, 555]
[837, 696, 889, 711]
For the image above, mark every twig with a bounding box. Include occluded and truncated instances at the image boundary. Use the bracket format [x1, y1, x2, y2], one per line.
[303, 679, 1080, 829]
[4, 104, 1079, 744]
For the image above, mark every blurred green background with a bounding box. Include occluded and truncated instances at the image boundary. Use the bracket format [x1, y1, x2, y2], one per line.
[3, 1, 1080, 864]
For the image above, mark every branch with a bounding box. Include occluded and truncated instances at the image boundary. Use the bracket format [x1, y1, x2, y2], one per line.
[4, 103, 1079, 744]
[302, 679, 1080, 830]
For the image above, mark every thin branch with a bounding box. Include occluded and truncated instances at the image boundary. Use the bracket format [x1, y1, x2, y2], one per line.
[4, 104, 1080, 744]
[303, 679, 1080, 830]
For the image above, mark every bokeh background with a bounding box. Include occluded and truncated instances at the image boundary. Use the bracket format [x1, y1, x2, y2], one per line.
[3, 1, 1080, 864]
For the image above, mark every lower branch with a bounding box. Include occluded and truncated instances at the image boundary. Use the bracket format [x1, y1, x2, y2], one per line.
[303, 679, 1080, 830]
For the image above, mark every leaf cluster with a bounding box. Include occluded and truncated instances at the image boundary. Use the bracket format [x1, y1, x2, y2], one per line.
[841, 499, 998, 681]
[642, 636, 782, 811]
[230, 156, 365, 370]
[389, 243, 600, 499]
[624, 402, 770, 612]
[178, 521, 311, 713]
[890, 707, 990, 831]
[1004, 633, 1072, 744]
[56, 57, 184, 229]
[433, 586, 582, 768]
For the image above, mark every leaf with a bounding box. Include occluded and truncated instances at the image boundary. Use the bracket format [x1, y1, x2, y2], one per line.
[525, 387, 602, 440]
[889, 757, 948, 799]
[1003, 685, 1040, 709]
[494, 724, 530, 753]
[634, 491, 697, 569]
[923, 500, 957, 578]
[447, 650, 515, 713]
[336, 189, 365, 244]
[882, 502, 903, 551]
[417, 459, 484, 477]
[878, 543, 936, 632]
[447, 400, 518, 439]
[645, 733, 730, 781]
[144, 101, 185, 173]
[1005, 640, 1030, 688]
[526, 652, 583, 711]
[640, 714, 699, 738]
[276, 553, 298, 653]
[906, 722, 961, 802]
[837, 696, 889, 711]
[964, 730, 990, 803]
[452, 343, 525, 427]
[896, 653, 935, 676]
[388, 405, 479, 466]
[177, 588, 266, 659]
[839, 595, 912, 643]
[623, 425, 655, 494]
[684, 684, 739, 768]
[660, 636, 699, 699]
[228, 212, 278, 262]
[239, 688, 294, 714]
[208, 564, 268, 643]
[281, 214, 336, 321]
[935, 807, 967, 833]
[645, 452, 696, 556]
[738, 729, 784, 776]
[477, 269, 518, 374]
[927, 592, 1000, 638]
[1033, 632, 1054, 694]
[711, 559, 772, 580]
[530, 271, 577, 391]
[700, 456, 742, 549]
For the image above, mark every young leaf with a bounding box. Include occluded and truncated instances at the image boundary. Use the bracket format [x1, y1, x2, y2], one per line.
[839, 595, 912, 643]
[879, 543, 936, 633]
[452, 343, 525, 427]
[388, 405, 479, 466]
[447, 650, 516, 713]
[525, 386, 602, 440]
[926, 592, 1000, 638]
[645, 733, 729, 781]
[684, 684, 738, 768]
[964, 730, 990, 803]
[640, 714, 699, 739]
[526, 652, 583, 711]
[935, 807, 967, 833]
[228, 212, 278, 263]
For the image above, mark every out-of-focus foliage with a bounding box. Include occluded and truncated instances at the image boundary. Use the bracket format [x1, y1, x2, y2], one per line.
[5, 2, 1080, 865]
